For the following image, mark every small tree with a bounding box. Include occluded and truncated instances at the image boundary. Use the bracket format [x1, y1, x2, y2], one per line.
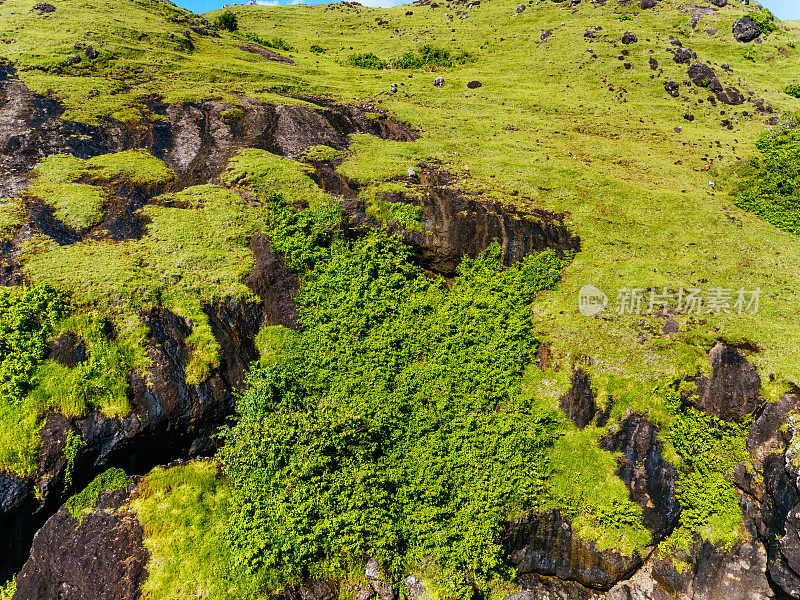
[215, 9, 238, 32]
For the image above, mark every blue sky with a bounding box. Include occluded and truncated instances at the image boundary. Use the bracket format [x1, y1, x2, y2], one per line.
[176, 0, 798, 21]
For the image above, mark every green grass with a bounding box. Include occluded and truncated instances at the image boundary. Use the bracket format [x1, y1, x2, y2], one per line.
[132, 461, 253, 600]
[0, 200, 25, 242]
[65, 467, 128, 523]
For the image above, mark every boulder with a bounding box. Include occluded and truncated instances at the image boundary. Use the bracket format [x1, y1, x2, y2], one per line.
[709, 0, 726, 5]
[467, 80, 482, 89]
[47, 333, 87, 368]
[672, 47, 694, 64]
[365, 558, 397, 600]
[433, 76, 445, 87]
[622, 31, 638, 44]
[664, 81, 680, 98]
[649, 57, 658, 70]
[640, 0, 657, 8]
[84, 45, 98, 59]
[687, 63, 722, 92]
[733, 17, 760, 42]
[689, 342, 761, 421]
[516, 4, 526, 12]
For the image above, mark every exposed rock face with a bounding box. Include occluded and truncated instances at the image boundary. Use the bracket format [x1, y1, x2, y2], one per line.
[0, 297, 267, 579]
[47, 332, 88, 368]
[276, 580, 341, 600]
[13, 484, 148, 600]
[244, 232, 301, 330]
[559, 369, 598, 429]
[601, 414, 681, 541]
[691, 538, 773, 600]
[343, 167, 580, 276]
[689, 342, 761, 421]
[503, 511, 642, 591]
[733, 17, 760, 42]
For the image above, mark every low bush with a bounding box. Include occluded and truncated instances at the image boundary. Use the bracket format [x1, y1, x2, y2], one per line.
[349, 52, 386, 69]
[393, 45, 471, 69]
[215, 10, 238, 32]
[785, 84, 800, 99]
[749, 8, 776, 36]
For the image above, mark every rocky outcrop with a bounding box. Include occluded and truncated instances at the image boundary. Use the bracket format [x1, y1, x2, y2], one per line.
[733, 17, 760, 43]
[12, 482, 148, 600]
[503, 511, 642, 591]
[343, 166, 580, 275]
[688, 342, 761, 422]
[0, 295, 268, 579]
[244, 232, 301, 330]
[601, 414, 681, 542]
[560, 369, 598, 429]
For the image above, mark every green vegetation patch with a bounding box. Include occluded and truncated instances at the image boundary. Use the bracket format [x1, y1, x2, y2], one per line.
[65, 467, 128, 524]
[215, 9, 238, 32]
[349, 52, 386, 70]
[0, 199, 25, 241]
[748, 8, 777, 37]
[393, 45, 472, 70]
[133, 461, 252, 600]
[219, 197, 644, 597]
[786, 84, 800, 99]
[85, 150, 177, 188]
[661, 391, 750, 550]
[0, 575, 15, 600]
[732, 122, 800, 235]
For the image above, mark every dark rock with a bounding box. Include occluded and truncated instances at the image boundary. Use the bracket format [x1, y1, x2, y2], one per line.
[674, 126, 682, 133]
[47, 333, 88, 368]
[601, 413, 681, 541]
[689, 342, 761, 422]
[749, 97, 773, 114]
[32, 2, 55, 13]
[664, 81, 680, 97]
[342, 167, 579, 276]
[516, 4, 526, 12]
[709, 0, 726, 5]
[672, 47, 695, 64]
[244, 232, 301, 330]
[715, 87, 745, 105]
[466, 80, 482, 89]
[13, 484, 148, 600]
[559, 369, 597, 429]
[761, 452, 800, 597]
[622, 31, 638, 44]
[651, 555, 693, 597]
[691, 6, 716, 28]
[541, 29, 553, 42]
[683, 113, 695, 121]
[84, 45, 98, 59]
[64, 55, 82, 66]
[748, 395, 800, 468]
[692, 538, 772, 600]
[669, 36, 682, 47]
[433, 76, 445, 87]
[687, 63, 722, 92]
[662, 315, 679, 335]
[707, 28, 718, 36]
[516, 574, 598, 599]
[503, 511, 642, 590]
[278, 580, 340, 600]
[733, 17, 760, 42]
[649, 57, 658, 70]
[0, 472, 36, 583]
[640, 0, 657, 8]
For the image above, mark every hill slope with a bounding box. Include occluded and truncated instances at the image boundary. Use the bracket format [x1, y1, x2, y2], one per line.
[2, 0, 800, 598]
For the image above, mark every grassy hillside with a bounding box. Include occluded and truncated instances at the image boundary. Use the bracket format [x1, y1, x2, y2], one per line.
[2, 0, 800, 595]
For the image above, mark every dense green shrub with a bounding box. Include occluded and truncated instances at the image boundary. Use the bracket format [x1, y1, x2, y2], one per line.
[786, 84, 800, 99]
[0, 575, 15, 600]
[393, 45, 471, 69]
[66, 467, 128, 523]
[219, 198, 569, 596]
[244, 32, 296, 52]
[661, 392, 750, 550]
[215, 10, 238, 32]
[732, 124, 800, 235]
[309, 44, 325, 54]
[0, 284, 66, 404]
[349, 52, 386, 69]
[749, 8, 776, 36]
